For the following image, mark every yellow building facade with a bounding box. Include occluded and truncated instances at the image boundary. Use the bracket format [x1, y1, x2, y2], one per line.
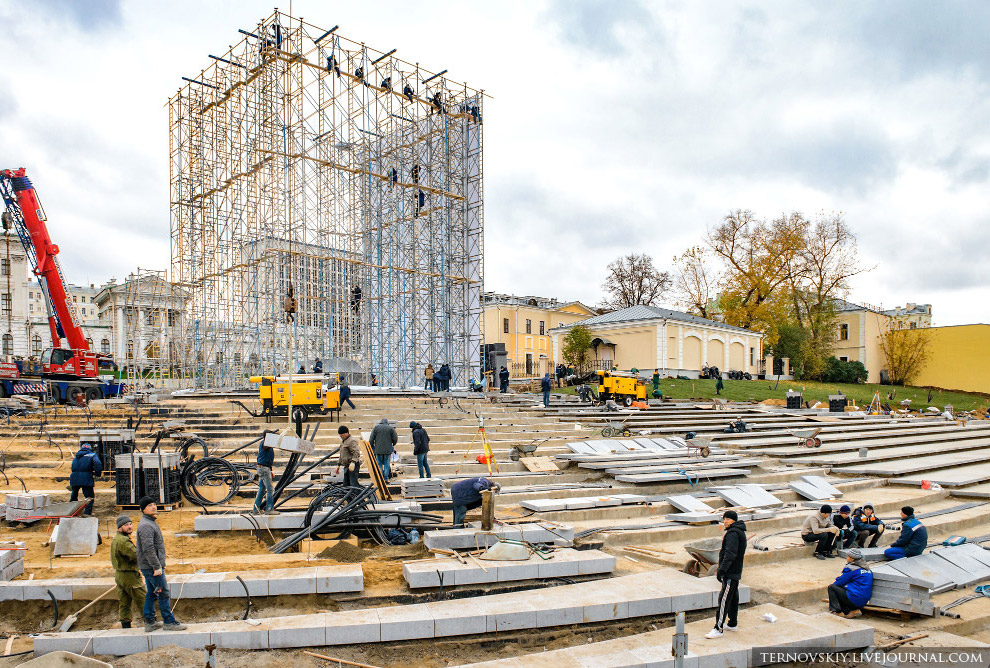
[482, 293, 596, 379]
[549, 305, 764, 378]
[833, 301, 888, 383]
[909, 324, 990, 395]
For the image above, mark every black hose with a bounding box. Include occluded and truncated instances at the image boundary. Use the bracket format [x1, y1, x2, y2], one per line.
[235, 575, 252, 620]
[47, 589, 58, 630]
[180, 457, 242, 506]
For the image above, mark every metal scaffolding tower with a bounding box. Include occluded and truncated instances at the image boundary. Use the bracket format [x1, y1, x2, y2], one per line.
[169, 10, 484, 388]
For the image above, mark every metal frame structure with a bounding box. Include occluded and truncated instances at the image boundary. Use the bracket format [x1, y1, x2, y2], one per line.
[169, 10, 483, 388]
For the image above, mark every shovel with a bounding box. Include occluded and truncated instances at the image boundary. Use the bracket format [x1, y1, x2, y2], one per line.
[59, 584, 118, 632]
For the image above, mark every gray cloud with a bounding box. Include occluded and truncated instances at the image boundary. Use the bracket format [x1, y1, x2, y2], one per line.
[544, 0, 659, 56]
[32, 0, 123, 32]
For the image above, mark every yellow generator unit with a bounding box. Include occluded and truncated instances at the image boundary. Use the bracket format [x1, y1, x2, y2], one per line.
[249, 375, 341, 422]
[596, 370, 648, 407]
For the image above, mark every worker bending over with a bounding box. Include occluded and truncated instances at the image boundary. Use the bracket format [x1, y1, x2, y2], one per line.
[450, 477, 500, 527]
[70, 442, 102, 516]
[110, 515, 145, 629]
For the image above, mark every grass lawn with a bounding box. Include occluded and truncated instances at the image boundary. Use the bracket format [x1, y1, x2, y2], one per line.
[554, 377, 990, 413]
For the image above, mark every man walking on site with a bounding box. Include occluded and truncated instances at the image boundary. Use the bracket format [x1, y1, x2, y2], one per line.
[110, 515, 145, 629]
[69, 442, 102, 516]
[339, 379, 355, 410]
[335, 425, 362, 487]
[498, 366, 510, 393]
[370, 418, 398, 479]
[136, 497, 186, 632]
[252, 438, 279, 515]
[541, 372, 552, 408]
[706, 510, 747, 639]
[411, 421, 431, 478]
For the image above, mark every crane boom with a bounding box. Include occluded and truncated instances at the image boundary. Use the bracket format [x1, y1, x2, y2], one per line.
[0, 168, 88, 351]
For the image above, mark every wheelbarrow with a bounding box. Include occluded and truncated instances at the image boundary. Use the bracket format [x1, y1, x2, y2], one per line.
[683, 434, 714, 458]
[787, 428, 822, 448]
[509, 438, 547, 461]
[683, 537, 721, 577]
[601, 420, 632, 438]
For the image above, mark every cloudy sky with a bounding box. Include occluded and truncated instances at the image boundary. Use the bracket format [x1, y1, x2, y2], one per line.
[2, 1, 987, 325]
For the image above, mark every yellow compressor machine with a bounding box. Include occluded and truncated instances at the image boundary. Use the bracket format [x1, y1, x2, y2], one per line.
[595, 370, 648, 407]
[249, 374, 342, 422]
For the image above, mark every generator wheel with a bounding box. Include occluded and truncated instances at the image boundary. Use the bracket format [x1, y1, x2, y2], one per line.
[623, 396, 633, 407]
[291, 406, 309, 424]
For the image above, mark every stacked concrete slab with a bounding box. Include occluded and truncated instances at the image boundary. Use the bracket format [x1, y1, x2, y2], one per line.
[402, 548, 615, 588]
[0, 565, 363, 601]
[33, 569, 749, 657]
[454, 604, 873, 667]
[520, 495, 647, 512]
[0, 541, 25, 581]
[424, 522, 575, 550]
[4, 492, 50, 522]
[401, 478, 446, 498]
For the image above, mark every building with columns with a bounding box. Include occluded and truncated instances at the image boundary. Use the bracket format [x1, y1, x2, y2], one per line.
[549, 305, 764, 378]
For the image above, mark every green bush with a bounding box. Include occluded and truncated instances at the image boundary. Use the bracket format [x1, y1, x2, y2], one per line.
[823, 357, 868, 384]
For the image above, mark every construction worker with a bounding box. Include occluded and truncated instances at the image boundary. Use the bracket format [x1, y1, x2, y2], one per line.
[540, 372, 552, 408]
[831, 505, 857, 550]
[411, 421, 431, 478]
[339, 380, 355, 409]
[498, 366, 510, 393]
[883, 506, 928, 560]
[652, 369, 662, 399]
[110, 515, 145, 629]
[706, 510, 746, 639]
[802, 504, 840, 559]
[827, 548, 873, 618]
[335, 426, 362, 487]
[313, 358, 323, 373]
[252, 438, 279, 515]
[135, 497, 186, 632]
[450, 477, 500, 527]
[69, 442, 102, 516]
[853, 504, 885, 548]
[715, 374, 724, 395]
[425, 363, 435, 392]
[370, 418, 397, 479]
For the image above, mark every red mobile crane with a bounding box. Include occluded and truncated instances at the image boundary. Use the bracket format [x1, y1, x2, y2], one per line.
[0, 168, 122, 403]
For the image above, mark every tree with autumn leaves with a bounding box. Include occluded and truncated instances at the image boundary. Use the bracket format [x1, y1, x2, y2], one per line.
[673, 209, 866, 379]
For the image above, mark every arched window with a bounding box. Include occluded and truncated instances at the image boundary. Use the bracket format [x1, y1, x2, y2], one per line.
[2, 334, 12, 356]
[86, 337, 94, 350]
[101, 338, 110, 354]
[32, 334, 43, 356]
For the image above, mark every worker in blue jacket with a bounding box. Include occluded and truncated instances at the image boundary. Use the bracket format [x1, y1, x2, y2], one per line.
[883, 506, 927, 560]
[852, 504, 885, 548]
[69, 443, 103, 516]
[450, 477, 500, 527]
[828, 548, 873, 618]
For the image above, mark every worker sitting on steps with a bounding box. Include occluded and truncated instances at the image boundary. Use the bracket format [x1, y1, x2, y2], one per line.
[802, 504, 840, 559]
[853, 504, 885, 548]
[831, 505, 857, 550]
[110, 514, 145, 629]
[69, 442, 102, 517]
[450, 477, 501, 527]
[883, 506, 928, 560]
[827, 548, 873, 618]
[335, 425, 362, 487]
[253, 438, 279, 515]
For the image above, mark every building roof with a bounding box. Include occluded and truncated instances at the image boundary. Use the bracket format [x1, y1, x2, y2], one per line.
[556, 304, 760, 335]
[483, 292, 595, 314]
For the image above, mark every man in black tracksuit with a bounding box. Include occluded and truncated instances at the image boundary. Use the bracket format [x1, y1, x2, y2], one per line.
[707, 510, 746, 638]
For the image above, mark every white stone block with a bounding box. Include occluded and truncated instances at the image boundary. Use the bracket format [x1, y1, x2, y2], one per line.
[269, 613, 327, 649]
[428, 600, 487, 637]
[148, 623, 214, 651]
[484, 600, 538, 632]
[0, 582, 20, 601]
[219, 572, 268, 598]
[377, 603, 435, 641]
[564, 498, 596, 510]
[317, 564, 364, 593]
[0, 542, 25, 569]
[495, 561, 541, 583]
[267, 567, 317, 596]
[2, 560, 25, 582]
[193, 515, 231, 531]
[33, 631, 100, 656]
[325, 608, 381, 645]
[92, 630, 151, 656]
[538, 557, 580, 578]
[170, 572, 222, 599]
[211, 619, 270, 650]
[582, 600, 629, 623]
[454, 563, 498, 586]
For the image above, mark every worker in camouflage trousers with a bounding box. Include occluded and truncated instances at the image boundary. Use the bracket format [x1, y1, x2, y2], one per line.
[110, 514, 145, 628]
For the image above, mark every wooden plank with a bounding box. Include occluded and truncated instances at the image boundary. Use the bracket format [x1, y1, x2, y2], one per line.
[520, 456, 559, 473]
